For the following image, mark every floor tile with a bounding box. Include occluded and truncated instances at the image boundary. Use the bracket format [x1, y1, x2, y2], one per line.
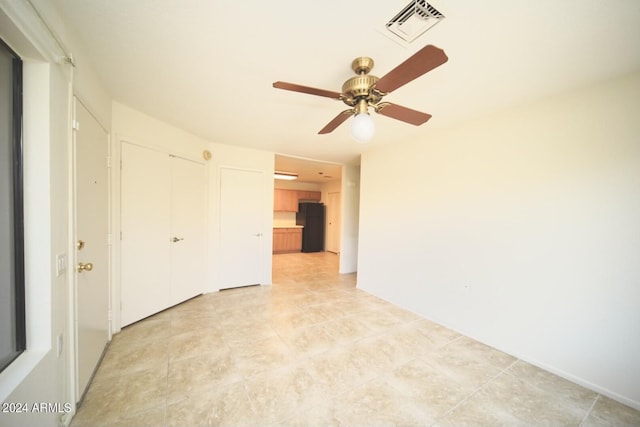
[93, 339, 168, 381]
[385, 358, 477, 420]
[330, 378, 435, 427]
[167, 347, 240, 403]
[584, 395, 640, 427]
[169, 327, 226, 362]
[412, 318, 463, 348]
[304, 346, 377, 398]
[74, 367, 167, 425]
[71, 252, 640, 427]
[229, 335, 292, 378]
[111, 316, 171, 349]
[437, 371, 588, 426]
[507, 360, 597, 412]
[166, 381, 254, 427]
[244, 363, 320, 425]
[278, 323, 338, 358]
[418, 343, 504, 391]
[321, 315, 374, 344]
[444, 336, 517, 370]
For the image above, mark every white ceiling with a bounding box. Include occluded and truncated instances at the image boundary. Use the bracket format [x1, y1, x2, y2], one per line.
[52, 0, 640, 167]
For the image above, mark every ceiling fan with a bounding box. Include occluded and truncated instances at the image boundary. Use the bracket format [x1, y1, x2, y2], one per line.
[273, 44, 448, 142]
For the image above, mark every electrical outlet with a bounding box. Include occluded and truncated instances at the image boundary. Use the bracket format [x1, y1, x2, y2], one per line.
[56, 253, 67, 276]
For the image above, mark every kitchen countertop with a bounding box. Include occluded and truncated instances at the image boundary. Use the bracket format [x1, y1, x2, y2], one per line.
[273, 225, 304, 229]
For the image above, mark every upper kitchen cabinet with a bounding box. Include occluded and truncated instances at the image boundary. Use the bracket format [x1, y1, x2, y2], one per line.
[274, 189, 321, 211]
[298, 191, 321, 202]
[274, 189, 298, 212]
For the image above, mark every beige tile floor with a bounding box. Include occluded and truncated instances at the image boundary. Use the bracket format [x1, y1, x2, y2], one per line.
[71, 252, 640, 427]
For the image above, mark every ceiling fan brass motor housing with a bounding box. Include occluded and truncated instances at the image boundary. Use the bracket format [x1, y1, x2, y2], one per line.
[341, 57, 383, 108]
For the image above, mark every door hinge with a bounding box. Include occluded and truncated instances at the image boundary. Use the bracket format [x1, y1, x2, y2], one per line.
[107, 310, 112, 322]
[107, 156, 112, 168]
[106, 233, 112, 245]
[72, 120, 80, 131]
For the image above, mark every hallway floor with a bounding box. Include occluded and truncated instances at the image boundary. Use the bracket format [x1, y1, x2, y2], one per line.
[71, 252, 640, 426]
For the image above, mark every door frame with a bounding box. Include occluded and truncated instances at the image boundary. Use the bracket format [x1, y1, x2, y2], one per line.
[69, 96, 112, 404]
[327, 191, 342, 253]
[216, 166, 269, 290]
[214, 165, 273, 290]
[113, 138, 210, 330]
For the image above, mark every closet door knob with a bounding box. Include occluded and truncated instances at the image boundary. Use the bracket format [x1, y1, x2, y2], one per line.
[172, 237, 184, 243]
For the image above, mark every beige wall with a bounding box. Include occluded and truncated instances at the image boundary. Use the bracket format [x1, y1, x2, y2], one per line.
[339, 165, 360, 273]
[274, 180, 322, 191]
[111, 102, 275, 307]
[358, 72, 640, 409]
[0, 1, 112, 425]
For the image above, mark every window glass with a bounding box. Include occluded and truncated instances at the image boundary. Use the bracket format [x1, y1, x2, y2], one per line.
[0, 38, 25, 373]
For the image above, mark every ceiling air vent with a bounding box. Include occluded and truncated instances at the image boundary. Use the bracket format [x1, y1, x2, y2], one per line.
[385, 0, 445, 43]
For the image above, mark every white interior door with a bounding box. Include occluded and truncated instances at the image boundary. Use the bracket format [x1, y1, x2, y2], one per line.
[170, 156, 206, 303]
[74, 98, 109, 399]
[219, 168, 264, 288]
[120, 143, 171, 326]
[327, 191, 341, 253]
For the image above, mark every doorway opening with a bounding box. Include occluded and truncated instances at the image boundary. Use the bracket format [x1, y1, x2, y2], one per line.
[272, 155, 343, 282]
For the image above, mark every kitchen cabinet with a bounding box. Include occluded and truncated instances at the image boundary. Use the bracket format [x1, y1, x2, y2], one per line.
[298, 190, 321, 201]
[274, 189, 298, 212]
[273, 227, 303, 253]
[273, 189, 321, 211]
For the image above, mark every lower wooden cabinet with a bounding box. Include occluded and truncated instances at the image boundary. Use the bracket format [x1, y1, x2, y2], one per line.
[273, 227, 302, 253]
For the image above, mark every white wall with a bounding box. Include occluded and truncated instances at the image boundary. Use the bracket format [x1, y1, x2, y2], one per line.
[0, 1, 111, 425]
[206, 142, 274, 289]
[274, 180, 321, 191]
[358, 72, 640, 409]
[111, 102, 275, 326]
[0, 58, 66, 427]
[339, 165, 360, 274]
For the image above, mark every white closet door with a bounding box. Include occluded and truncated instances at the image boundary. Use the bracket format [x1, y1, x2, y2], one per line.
[120, 143, 172, 326]
[219, 167, 265, 288]
[170, 156, 206, 303]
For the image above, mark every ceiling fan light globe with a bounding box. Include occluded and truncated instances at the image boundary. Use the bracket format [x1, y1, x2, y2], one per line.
[351, 113, 375, 143]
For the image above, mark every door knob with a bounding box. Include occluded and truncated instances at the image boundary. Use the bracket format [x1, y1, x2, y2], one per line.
[77, 262, 93, 272]
[172, 237, 184, 243]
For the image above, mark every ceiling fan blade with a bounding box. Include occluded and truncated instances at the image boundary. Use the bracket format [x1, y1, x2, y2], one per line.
[318, 110, 353, 134]
[376, 102, 432, 126]
[374, 45, 448, 94]
[273, 81, 343, 99]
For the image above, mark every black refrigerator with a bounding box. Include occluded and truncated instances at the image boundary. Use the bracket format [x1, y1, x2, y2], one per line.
[296, 202, 325, 252]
